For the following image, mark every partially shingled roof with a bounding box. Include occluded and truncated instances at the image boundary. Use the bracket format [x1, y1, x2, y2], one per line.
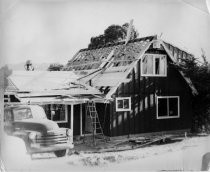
[65, 36, 155, 71]
[66, 35, 198, 97]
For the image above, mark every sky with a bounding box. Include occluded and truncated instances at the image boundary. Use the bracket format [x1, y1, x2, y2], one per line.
[0, 0, 210, 66]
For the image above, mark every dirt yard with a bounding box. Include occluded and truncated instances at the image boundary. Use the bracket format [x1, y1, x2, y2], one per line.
[2, 135, 210, 171]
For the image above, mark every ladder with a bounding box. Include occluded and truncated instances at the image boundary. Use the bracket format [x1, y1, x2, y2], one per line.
[84, 101, 106, 145]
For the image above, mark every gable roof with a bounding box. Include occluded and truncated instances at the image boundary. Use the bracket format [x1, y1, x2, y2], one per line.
[67, 35, 198, 98]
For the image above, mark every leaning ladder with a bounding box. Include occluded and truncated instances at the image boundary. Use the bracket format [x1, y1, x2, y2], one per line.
[84, 101, 106, 145]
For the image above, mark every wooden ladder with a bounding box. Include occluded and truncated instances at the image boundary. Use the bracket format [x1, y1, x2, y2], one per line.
[84, 101, 106, 145]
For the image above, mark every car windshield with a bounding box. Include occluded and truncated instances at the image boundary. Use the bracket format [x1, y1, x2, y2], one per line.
[13, 108, 33, 121]
[13, 106, 47, 121]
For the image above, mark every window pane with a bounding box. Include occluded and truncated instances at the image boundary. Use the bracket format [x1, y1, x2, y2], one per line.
[169, 98, 178, 116]
[13, 108, 32, 121]
[155, 58, 160, 74]
[123, 99, 129, 109]
[142, 55, 153, 75]
[159, 56, 166, 75]
[158, 98, 168, 117]
[60, 105, 66, 121]
[52, 105, 66, 121]
[117, 100, 123, 109]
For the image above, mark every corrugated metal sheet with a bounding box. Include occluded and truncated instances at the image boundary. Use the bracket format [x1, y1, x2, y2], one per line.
[8, 71, 78, 92]
[92, 71, 130, 87]
[7, 71, 102, 98]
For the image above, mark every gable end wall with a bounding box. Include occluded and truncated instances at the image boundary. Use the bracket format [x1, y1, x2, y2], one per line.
[109, 48, 193, 137]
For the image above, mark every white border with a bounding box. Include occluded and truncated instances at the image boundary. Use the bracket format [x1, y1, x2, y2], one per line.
[116, 97, 131, 112]
[50, 104, 68, 123]
[141, 53, 167, 77]
[156, 96, 180, 119]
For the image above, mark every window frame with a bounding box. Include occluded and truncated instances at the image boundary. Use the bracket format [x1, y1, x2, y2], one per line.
[141, 54, 167, 77]
[116, 97, 131, 112]
[4, 94, 11, 102]
[156, 96, 180, 119]
[50, 104, 68, 123]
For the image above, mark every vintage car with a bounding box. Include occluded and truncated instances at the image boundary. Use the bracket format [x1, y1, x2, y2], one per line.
[4, 105, 73, 157]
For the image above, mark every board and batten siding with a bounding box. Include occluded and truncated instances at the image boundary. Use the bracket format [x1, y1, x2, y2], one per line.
[109, 50, 193, 137]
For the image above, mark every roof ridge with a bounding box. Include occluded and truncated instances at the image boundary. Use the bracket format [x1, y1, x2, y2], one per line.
[79, 35, 156, 52]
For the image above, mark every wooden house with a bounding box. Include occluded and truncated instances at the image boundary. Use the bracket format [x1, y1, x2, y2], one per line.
[5, 35, 198, 139]
[65, 35, 198, 137]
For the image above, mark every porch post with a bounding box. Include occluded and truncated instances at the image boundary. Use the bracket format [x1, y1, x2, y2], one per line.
[80, 104, 83, 136]
[71, 104, 74, 136]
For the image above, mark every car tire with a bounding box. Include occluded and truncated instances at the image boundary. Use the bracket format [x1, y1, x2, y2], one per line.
[54, 150, 67, 157]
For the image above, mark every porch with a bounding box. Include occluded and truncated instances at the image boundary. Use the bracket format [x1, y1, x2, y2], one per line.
[14, 95, 110, 142]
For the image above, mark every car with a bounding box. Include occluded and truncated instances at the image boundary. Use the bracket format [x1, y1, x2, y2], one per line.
[4, 105, 74, 157]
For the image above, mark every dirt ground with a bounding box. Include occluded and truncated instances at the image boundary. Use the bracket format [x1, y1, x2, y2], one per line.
[2, 135, 210, 171]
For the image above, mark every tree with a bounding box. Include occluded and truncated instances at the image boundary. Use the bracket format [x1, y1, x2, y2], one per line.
[88, 22, 139, 48]
[48, 63, 64, 71]
[176, 53, 210, 132]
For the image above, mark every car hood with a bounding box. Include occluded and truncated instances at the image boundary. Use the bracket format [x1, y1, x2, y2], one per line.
[13, 119, 59, 134]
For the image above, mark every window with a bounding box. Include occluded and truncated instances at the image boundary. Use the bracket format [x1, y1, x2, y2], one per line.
[4, 95, 11, 102]
[116, 97, 131, 112]
[141, 54, 167, 76]
[13, 108, 33, 121]
[50, 104, 68, 123]
[157, 96, 180, 119]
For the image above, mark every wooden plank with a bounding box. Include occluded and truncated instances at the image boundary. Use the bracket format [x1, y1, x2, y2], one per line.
[71, 104, 74, 134]
[132, 69, 136, 134]
[80, 104, 82, 136]
[110, 102, 114, 137]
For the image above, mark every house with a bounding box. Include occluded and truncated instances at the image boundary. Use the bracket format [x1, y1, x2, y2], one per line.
[6, 35, 198, 139]
[64, 35, 197, 137]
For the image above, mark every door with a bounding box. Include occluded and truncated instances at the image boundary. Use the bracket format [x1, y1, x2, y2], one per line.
[82, 104, 93, 134]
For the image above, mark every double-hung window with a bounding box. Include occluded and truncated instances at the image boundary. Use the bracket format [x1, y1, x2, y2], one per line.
[141, 54, 167, 76]
[157, 96, 180, 119]
[116, 97, 131, 112]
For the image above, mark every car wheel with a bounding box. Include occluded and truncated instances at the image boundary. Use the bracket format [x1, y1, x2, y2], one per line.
[54, 150, 67, 157]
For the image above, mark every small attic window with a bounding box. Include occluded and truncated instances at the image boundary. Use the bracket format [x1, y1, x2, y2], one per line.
[116, 97, 131, 112]
[141, 54, 167, 77]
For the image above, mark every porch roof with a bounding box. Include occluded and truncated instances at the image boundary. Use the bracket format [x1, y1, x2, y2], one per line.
[7, 71, 79, 92]
[17, 96, 88, 105]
